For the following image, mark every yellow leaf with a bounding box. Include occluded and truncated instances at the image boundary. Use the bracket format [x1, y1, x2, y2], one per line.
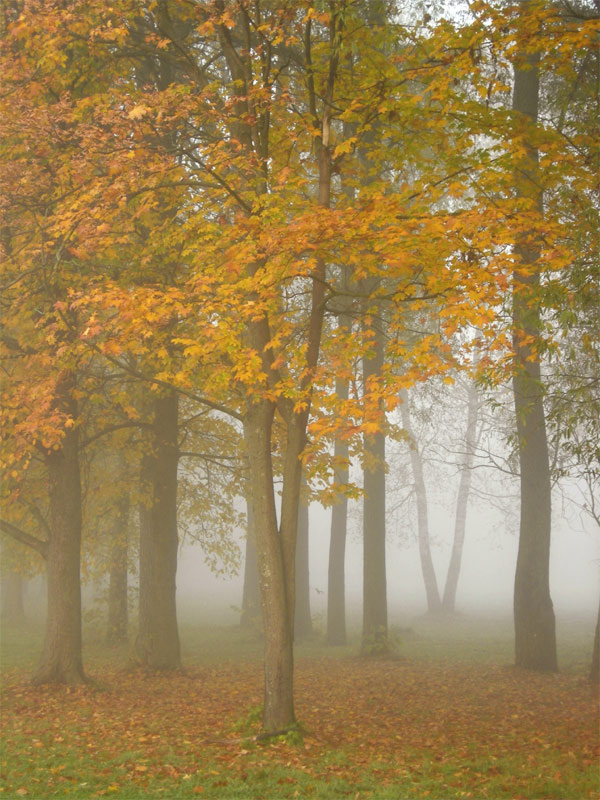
[128, 105, 150, 120]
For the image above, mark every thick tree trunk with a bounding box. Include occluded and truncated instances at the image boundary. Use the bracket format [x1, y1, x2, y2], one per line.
[590, 598, 600, 685]
[295, 487, 312, 640]
[327, 379, 349, 646]
[362, 325, 388, 654]
[34, 379, 85, 684]
[244, 402, 296, 733]
[1, 571, 25, 623]
[442, 375, 479, 613]
[135, 392, 181, 670]
[400, 391, 441, 614]
[241, 489, 261, 630]
[512, 46, 557, 673]
[106, 494, 130, 646]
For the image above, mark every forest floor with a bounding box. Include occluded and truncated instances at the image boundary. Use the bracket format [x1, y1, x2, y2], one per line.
[0, 615, 598, 799]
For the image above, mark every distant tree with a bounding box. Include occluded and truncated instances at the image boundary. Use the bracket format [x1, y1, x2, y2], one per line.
[400, 388, 442, 614]
[326, 376, 350, 646]
[294, 485, 313, 641]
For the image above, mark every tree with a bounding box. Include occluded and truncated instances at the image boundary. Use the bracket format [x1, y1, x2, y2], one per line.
[400, 389, 442, 613]
[294, 485, 313, 641]
[510, 30, 557, 673]
[326, 375, 350, 646]
[362, 319, 389, 650]
[442, 364, 481, 613]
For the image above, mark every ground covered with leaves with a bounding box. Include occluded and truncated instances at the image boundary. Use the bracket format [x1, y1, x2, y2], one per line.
[1, 622, 598, 799]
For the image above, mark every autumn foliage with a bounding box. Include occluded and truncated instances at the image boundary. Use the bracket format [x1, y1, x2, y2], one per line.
[1, 0, 598, 742]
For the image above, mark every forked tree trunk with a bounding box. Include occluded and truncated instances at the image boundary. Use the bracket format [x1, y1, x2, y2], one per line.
[400, 391, 442, 614]
[244, 401, 296, 732]
[442, 375, 479, 613]
[106, 494, 130, 646]
[1, 571, 25, 623]
[511, 43, 557, 673]
[135, 392, 181, 670]
[327, 379, 349, 646]
[35, 379, 85, 684]
[241, 490, 261, 630]
[295, 488, 312, 640]
[220, 6, 335, 734]
[362, 324, 388, 654]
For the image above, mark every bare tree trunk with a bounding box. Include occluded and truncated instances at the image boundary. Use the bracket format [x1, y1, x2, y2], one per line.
[295, 487, 312, 640]
[135, 392, 181, 670]
[362, 324, 388, 654]
[442, 375, 479, 613]
[327, 379, 349, 646]
[511, 42, 557, 673]
[244, 402, 296, 732]
[1, 571, 25, 623]
[34, 376, 85, 684]
[241, 488, 261, 630]
[106, 493, 130, 646]
[400, 391, 441, 614]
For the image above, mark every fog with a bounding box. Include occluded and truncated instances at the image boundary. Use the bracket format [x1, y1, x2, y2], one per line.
[175, 488, 599, 627]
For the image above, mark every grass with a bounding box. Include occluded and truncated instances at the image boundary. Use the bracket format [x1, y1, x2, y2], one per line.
[1, 613, 598, 799]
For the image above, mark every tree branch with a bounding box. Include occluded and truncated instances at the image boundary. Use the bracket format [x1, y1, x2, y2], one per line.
[0, 519, 48, 559]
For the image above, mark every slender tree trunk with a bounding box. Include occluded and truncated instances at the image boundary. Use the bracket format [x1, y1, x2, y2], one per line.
[244, 401, 296, 733]
[241, 488, 261, 630]
[442, 375, 479, 613]
[362, 324, 388, 654]
[400, 391, 441, 613]
[295, 487, 312, 640]
[327, 378, 349, 646]
[1, 571, 25, 623]
[590, 597, 600, 684]
[511, 43, 557, 672]
[106, 493, 130, 646]
[135, 392, 181, 670]
[34, 377, 85, 684]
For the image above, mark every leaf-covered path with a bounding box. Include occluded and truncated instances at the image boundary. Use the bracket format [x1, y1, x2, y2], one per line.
[1, 656, 598, 798]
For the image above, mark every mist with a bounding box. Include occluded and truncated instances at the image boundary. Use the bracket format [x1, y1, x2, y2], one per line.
[174, 487, 599, 629]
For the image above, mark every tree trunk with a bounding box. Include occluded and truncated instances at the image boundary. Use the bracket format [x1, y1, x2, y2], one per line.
[442, 374, 479, 613]
[34, 377, 85, 684]
[135, 392, 181, 670]
[400, 391, 442, 614]
[327, 379, 349, 646]
[511, 43, 557, 673]
[1, 571, 25, 624]
[106, 493, 130, 646]
[241, 486, 261, 630]
[362, 325, 388, 654]
[244, 401, 296, 733]
[590, 597, 600, 684]
[295, 487, 312, 640]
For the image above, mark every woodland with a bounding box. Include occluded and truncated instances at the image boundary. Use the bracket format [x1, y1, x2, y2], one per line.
[0, 0, 599, 797]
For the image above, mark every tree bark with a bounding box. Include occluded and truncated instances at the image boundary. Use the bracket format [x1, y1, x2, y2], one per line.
[511, 44, 557, 672]
[362, 325, 388, 654]
[106, 493, 130, 646]
[400, 391, 442, 614]
[1, 570, 25, 623]
[34, 376, 85, 684]
[295, 486, 312, 640]
[241, 485, 261, 630]
[135, 392, 181, 670]
[442, 375, 479, 613]
[244, 401, 296, 732]
[327, 378, 349, 646]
